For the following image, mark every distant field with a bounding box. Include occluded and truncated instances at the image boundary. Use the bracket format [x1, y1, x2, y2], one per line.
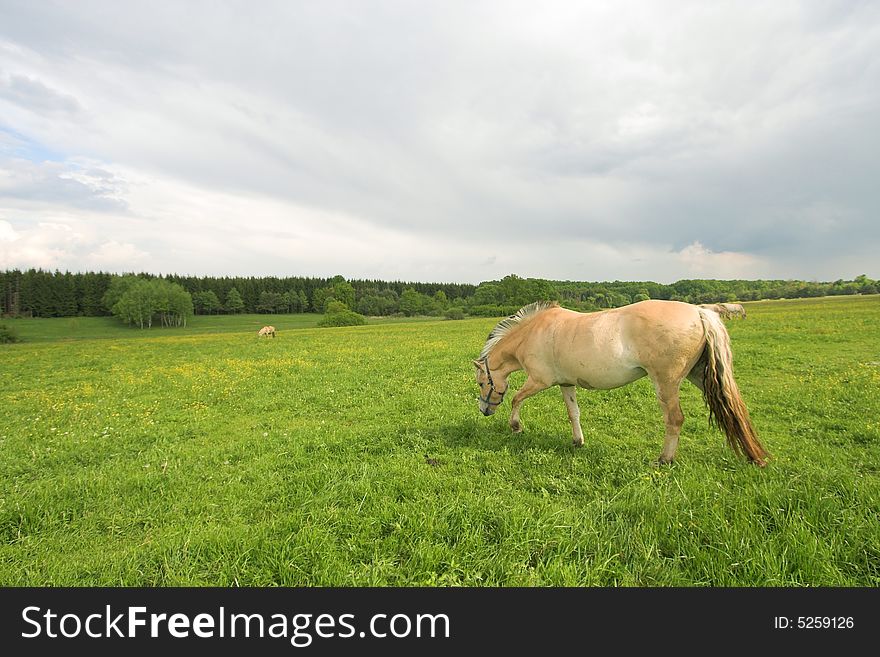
[1, 295, 878, 585]
[1, 312, 437, 343]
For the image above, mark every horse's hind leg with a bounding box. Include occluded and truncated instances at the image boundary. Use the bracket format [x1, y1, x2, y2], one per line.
[652, 377, 685, 464]
[561, 385, 584, 447]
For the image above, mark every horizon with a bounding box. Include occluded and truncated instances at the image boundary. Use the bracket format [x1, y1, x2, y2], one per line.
[2, 266, 875, 288]
[2, 2, 879, 283]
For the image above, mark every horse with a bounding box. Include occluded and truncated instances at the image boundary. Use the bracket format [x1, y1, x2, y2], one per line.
[698, 303, 746, 319]
[258, 325, 276, 338]
[720, 303, 746, 319]
[697, 303, 731, 318]
[473, 300, 767, 465]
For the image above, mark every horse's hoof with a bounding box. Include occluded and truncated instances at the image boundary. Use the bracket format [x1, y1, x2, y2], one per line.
[510, 421, 523, 433]
[572, 439, 584, 447]
[655, 457, 673, 466]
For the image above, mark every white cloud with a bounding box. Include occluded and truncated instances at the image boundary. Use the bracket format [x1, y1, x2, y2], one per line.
[0, 219, 17, 242]
[676, 241, 765, 279]
[0, 218, 85, 270]
[83, 240, 149, 270]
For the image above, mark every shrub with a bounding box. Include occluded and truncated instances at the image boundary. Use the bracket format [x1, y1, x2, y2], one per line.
[467, 304, 522, 317]
[444, 307, 465, 320]
[318, 309, 367, 327]
[0, 323, 20, 344]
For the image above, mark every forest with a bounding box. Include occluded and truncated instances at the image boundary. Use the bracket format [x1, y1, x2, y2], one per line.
[1, 268, 877, 322]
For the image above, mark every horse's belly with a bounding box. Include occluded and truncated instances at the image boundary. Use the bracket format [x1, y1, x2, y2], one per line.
[574, 366, 645, 390]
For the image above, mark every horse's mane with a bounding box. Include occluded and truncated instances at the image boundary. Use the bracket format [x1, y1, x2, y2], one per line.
[480, 300, 559, 358]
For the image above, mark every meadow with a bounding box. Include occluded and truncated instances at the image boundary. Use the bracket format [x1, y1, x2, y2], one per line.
[1, 296, 878, 586]
[1, 311, 435, 343]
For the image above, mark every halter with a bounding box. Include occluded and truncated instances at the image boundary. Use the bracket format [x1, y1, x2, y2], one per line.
[478, 356, 506, 407]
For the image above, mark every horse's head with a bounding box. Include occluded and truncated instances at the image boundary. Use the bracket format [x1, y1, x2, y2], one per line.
[473, 358, 507, 416]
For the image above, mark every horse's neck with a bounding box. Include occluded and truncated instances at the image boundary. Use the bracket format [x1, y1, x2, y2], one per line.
[489, 335, 525, 377]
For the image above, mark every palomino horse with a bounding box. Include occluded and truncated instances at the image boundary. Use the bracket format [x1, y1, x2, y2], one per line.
[473, 300, 767, 465]
[721, 303, 746, 318]
[258, 325, 276, 337]
[698, 303, 730, 318]
[698, 303, 746, 319]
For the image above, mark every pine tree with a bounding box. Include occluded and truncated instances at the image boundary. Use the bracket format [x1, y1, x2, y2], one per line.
[225, 287, 245, 314]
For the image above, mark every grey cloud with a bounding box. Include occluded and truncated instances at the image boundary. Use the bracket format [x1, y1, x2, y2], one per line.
[0, 0, 878, 281]
[0, 158, 127, 212]
[0, 73, 81, 115]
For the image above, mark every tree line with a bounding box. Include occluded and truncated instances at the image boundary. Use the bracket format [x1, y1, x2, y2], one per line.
[0, 270, 475, 319]
[1, 269, 877, 322]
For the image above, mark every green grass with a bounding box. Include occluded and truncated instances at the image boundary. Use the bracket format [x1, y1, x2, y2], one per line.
[1, 312, 438, 343]
[1, 296, 878, 585]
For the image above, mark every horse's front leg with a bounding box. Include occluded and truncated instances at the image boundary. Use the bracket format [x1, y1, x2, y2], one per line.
[560, 385, 584, 447]
[509, 377, 549, 433]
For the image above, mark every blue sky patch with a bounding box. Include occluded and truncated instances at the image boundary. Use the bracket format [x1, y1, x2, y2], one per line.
[0, 125, 65, 163]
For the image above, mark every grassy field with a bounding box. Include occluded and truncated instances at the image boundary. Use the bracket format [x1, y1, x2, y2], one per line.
[1, 296, 878, 586]
[0, 312, 436, 343]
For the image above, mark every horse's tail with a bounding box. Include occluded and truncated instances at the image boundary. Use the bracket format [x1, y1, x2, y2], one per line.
[697, 308, 768, 466]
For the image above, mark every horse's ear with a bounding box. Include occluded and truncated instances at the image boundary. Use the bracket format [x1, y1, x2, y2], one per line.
[472, 359, 484, 369]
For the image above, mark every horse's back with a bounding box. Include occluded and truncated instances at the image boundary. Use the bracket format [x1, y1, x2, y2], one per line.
[530, 300, 701, 348]
[618, 299, 701, 323]
[561, 301, 704, 383]
[516, 301, 703, 389]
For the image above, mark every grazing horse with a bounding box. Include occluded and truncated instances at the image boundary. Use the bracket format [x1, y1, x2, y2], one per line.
[720, 303, 746, 319]
[698, 303, 746, 319]
[473, 300, 767, 465]
[258, 325, 276, 338]
[698, 303, 731, 318]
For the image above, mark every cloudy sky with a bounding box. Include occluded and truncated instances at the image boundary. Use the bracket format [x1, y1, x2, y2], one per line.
[1, 1, 878, 284]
